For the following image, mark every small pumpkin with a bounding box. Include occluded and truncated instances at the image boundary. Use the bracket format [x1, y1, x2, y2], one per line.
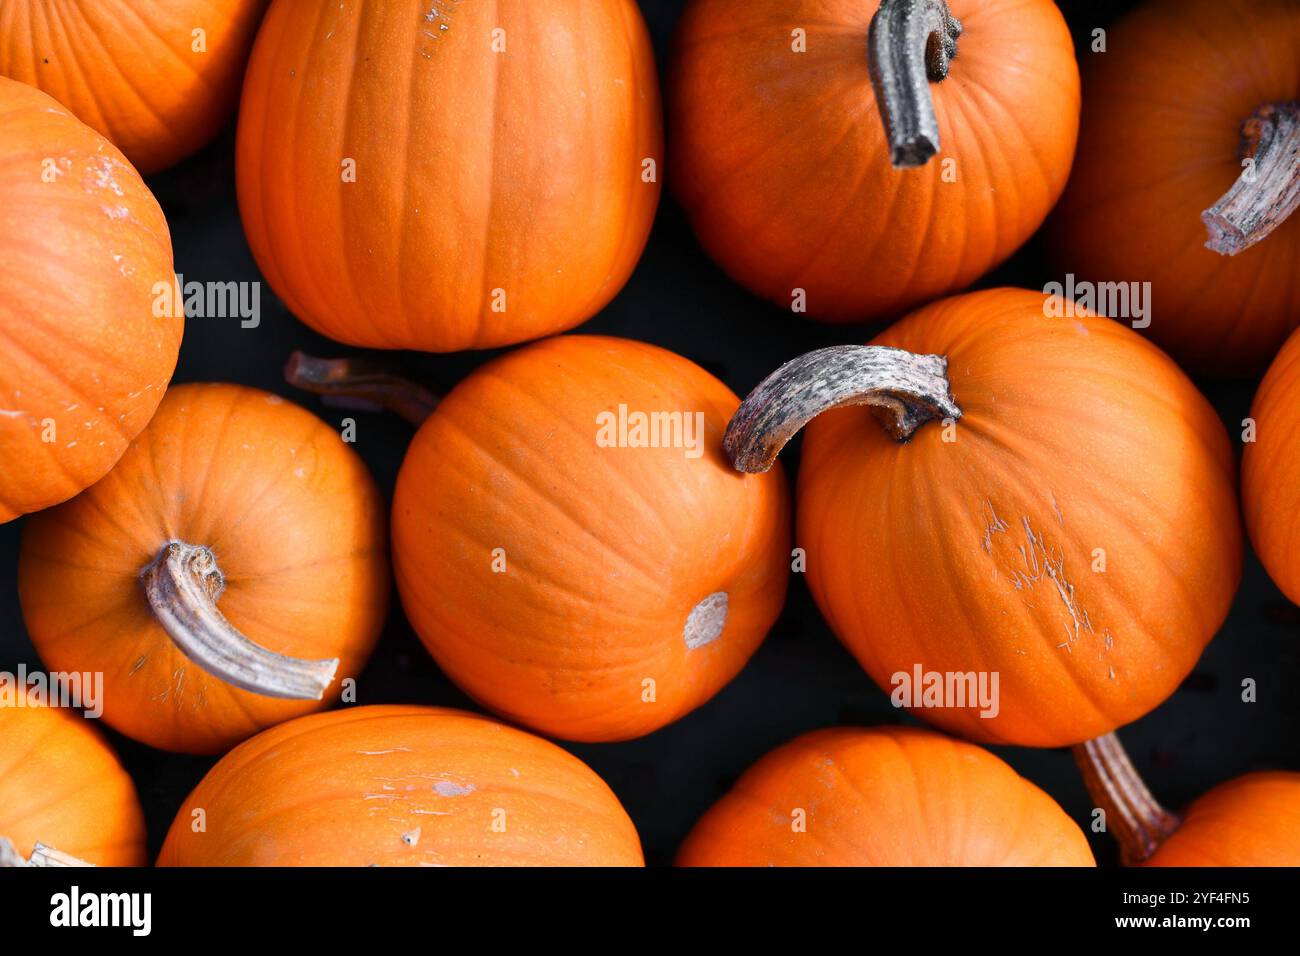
[678, 725, 1094, 866]
[0, 76, 181, 524]
[0, 1, 268, 174]
[0, 693, 146, 867]
[1075, 733, 1300, 867]
[725, 288, 1241, 747]
[1049, 0, 1300, 374]
[237, 0, 662, 352]
[18, 382, 388, 755]
[670, 0, 1079, 322]
[158, 705, 644, 866]
[1242, 327, 1300, 605]
[288, 336, 791, 743]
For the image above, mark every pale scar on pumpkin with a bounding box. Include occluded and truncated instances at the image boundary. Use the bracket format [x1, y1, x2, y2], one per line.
[980, 499, 1114, 672]
[684, 591, 728, 650]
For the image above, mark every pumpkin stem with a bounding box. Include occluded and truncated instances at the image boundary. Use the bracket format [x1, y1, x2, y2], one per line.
[285, 351, 438, 427]
[724, 345, 961, 473]
[0, 837, 93, 867]
[140, 541, 339, 701]
[867, 0, 962, 168]
[1202, 101, 1300, 256]
[1072, 732, 1180, 865]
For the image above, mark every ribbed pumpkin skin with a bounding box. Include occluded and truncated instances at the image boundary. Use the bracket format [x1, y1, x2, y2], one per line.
[1145, 773, 1300, 867]
[798, 289, 1241, 747]
[158, 705, 644, 866]
[0, 78, 181, 524]
[0, 696, 146, 866]
[18, 383, 389, 755]
[1242, 328, 1300, 605]
[0, 1, 268, 174]
[678, 726, 1095, 866]
[670, 0, 1079, 322]
[237, 0, 662, 352]
[1049, 0, 1300, 375]
[393, 336, 790, 742]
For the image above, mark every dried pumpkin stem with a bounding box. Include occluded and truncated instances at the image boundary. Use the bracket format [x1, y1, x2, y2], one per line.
[1073, 732, 1180, 865]
[724, 345, 961, 473]
[867, 0, 963, 168]
[1203, 101, 1300, 256]
[285, 351, 438, 427]
[140, 541, 339, 701]
[0, 837, 93, 867]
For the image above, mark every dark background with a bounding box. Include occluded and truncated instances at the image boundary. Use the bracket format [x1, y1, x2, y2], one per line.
[2, 0, 1296, 867]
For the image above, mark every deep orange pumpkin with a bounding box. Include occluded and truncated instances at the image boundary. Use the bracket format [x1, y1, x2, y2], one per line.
[237, 0, 662, 352]
[1075, 733, 1300, 867]
[0, 77, 181, 523]
[1242, 327, 1300, 605]
[158, 705, 644, 866]
[678, 725, 1095, 866]
[1049, 0, 1300, 374]
[0, 1, 268, 173]
[670, 0, 1079, 322]
[18, 383, 389, 755]
[725, 288, 1241, 747]
[0, 694, 146, 867]
[383, 335, 790, 742]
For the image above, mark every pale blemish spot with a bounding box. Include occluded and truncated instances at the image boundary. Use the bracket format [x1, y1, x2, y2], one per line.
[402, 827, 421, 847]
[433, 780, 475, 797]
[684, 591, 728, 650]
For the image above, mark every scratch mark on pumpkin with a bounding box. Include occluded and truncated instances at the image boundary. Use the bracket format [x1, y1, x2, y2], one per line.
[980, 498, 1009, 554]
[1010, 516, 1094, 644]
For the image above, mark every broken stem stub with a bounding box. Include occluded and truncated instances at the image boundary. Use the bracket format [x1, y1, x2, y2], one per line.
[723, 345, 961, 474]
[868, 0, 963, 168]
[1203, 101, 1300, 256]
[140, 541, 339, 701]
[1073, 732, 1181, 865]
[285, 351, 438, 427]
[0, 837, 93, 867]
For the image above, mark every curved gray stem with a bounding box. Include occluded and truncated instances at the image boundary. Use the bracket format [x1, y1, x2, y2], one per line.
[140, 541, 339, 701]
[868, 0, 963, 168]
[724, 345, 961, 474]
[1203, 101, 1300, 256]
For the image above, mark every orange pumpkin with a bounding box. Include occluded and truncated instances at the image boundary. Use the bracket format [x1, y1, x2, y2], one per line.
[0, 77, 181, 524]
[1242, 327, 1300, 605]
[1049, 0, 1300, 374]
[0, 694, 146, 867]
[288, 336, 790, 743]
[237, 0, 662, 352]
[678, 725, 1094, 866]
[1075, 733, 1300, 867]
[391, 336, 790, 742]
[18, 382, 388, 755]
[725, 288, 1241, 747]
[0, 1, 267, 174]
[158, 705, 644, 866]
[670, 0, 1079, 322]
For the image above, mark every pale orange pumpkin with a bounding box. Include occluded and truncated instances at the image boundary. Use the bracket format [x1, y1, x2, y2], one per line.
[0, 76, 181, 524]
[158, 705, 644, 866]
[18, 382, 389, 755]
[1076, 733, 1300, 867]
[0, 1, 268, 173]
[1049, 0, 1300, 374]
[237, 0, 662, 352]
[725, 288, 1241, 747]
[678, 725, 1095, 866]
[0, 693, 146, 867]
[1242, 327, 1300, 605]
[670, 0, 1080, 321]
